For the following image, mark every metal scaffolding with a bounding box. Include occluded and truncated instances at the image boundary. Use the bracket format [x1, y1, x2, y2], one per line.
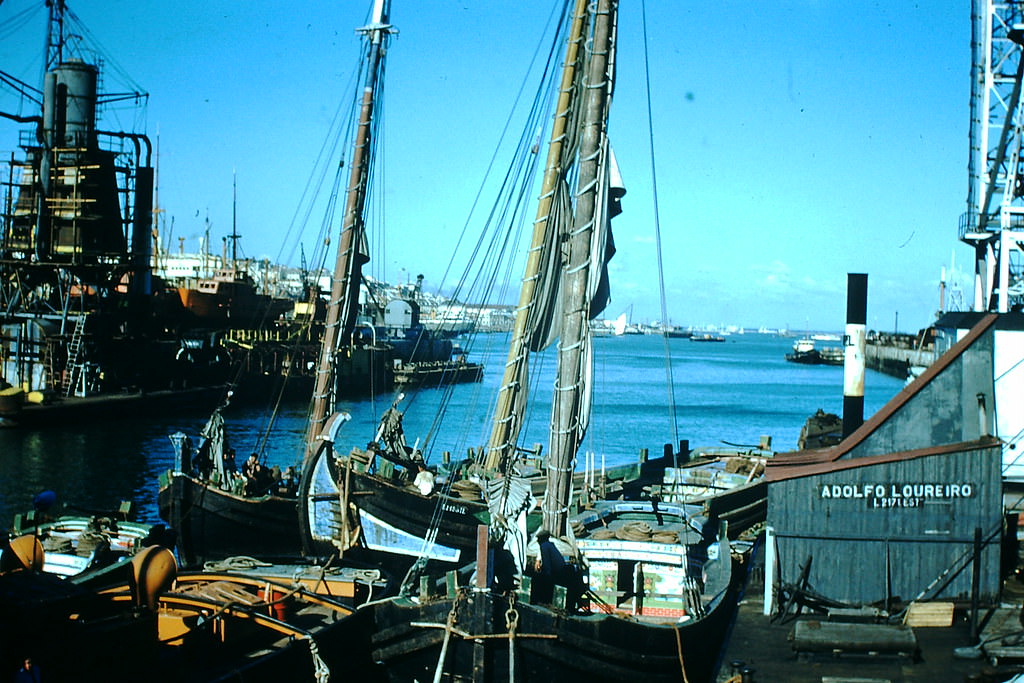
[962, 0, 1024, 312]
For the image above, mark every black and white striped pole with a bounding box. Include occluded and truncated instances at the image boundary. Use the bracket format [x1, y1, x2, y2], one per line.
[843, 273, 867, 438]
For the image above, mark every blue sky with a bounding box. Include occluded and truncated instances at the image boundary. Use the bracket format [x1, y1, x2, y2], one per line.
[0, 1, 969, 332]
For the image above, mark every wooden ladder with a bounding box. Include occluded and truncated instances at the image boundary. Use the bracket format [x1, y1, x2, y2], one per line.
[61, 314, 87, 397]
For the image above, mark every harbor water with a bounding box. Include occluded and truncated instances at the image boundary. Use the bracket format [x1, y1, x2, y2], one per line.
[0, 332, 904, 528]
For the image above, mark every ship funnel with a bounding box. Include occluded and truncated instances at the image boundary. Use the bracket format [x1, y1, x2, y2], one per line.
[843, 273, 867, 437]
[42, 59, 99, 151]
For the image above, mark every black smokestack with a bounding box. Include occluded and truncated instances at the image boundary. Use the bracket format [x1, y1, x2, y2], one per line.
[843, 273, 867, 437]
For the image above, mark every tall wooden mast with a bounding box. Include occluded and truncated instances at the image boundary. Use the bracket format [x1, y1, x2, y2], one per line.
[543, 0, 617, 535]
[483, 0, 591, 473]
[305, 0, 393, 457]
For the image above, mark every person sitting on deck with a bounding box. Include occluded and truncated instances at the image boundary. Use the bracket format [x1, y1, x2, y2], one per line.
[243, 453, 268, 496]
[412, 463, 435, 495]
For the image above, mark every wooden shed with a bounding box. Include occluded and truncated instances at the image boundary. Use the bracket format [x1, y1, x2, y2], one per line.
[766, 314, 1005, 605]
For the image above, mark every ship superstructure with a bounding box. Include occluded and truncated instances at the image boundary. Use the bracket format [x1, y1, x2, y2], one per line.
[0, 2, 222, 411]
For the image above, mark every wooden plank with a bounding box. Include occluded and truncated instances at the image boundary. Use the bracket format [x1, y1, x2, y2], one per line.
[903, 601, 954, 627]
[792, 620, 918, 655]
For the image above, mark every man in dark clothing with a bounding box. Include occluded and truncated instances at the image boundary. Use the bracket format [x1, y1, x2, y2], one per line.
[535, 530, 567, 577]
[531, 529, 568, 604]
[223, 448, 237, 476]
[532, 529, 588, 609]
[487, 532, 519, 593]
[15, 658, 41, 683]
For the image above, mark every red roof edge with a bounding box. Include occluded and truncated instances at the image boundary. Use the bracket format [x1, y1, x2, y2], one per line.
[766, 436, 1001, 482]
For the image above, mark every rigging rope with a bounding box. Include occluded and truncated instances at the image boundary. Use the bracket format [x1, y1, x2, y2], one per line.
[401, 0, 575, 467]
[432, 594, 462, 683]
[275, 50, 364, 271]
[640, 0, 679, 450]
[202, 556, 273, 572]
[0, 4, 42, 44]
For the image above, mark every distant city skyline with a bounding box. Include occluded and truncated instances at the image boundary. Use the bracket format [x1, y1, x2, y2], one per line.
[0, 0, 970, 332]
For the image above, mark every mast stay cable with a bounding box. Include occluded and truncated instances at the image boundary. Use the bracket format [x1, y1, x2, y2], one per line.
[640, 0, 679, 450]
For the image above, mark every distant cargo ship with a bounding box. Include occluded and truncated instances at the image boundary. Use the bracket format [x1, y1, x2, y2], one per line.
[176, 266, 294, 328]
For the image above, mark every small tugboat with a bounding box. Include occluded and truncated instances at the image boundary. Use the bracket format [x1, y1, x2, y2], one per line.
[785, 337, 844, 365]
[691, 333, 727, 342]
[175, 183, 294, 329]
[177, 265, 294, 328]
[374, 297, 484, 387]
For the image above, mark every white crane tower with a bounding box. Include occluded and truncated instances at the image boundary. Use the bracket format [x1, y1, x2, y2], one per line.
[963, 0, 1024, 311]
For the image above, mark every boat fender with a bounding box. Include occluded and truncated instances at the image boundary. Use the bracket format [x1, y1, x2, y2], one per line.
[0, 535, 44, 573]
[129, 546, 177, 610]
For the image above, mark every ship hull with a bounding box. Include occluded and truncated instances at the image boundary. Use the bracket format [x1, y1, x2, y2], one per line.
[370, 557, 743, 683]
[158, 472, 301, 567]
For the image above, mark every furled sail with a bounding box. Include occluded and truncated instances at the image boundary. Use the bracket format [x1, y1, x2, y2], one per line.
[484, 466, 535, 573]
[526, 125, 622, 351]
[483, 0, 593, 473]
[543, 0, 619, 534]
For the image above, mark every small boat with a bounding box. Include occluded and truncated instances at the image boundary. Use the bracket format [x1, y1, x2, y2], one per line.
[785, 337, 844, 365]
[391, 357, 484, 386]
[9, 493, 164, 587]
[158, 405, 303, 567]
[654, 445, 770, 539]
[690, 333, 726, 342]
[0, 537, 383, 682]
[12, 514, 153, 586]
[99, 548, 384, 681]
[796, 408, 843, 449]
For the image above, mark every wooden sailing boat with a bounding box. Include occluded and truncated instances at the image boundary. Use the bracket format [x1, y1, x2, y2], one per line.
[158, 405, 303, 566]
[158, 0, 396, 568]
[297, 0, 701, 578]
[355, 1, 747, 680]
